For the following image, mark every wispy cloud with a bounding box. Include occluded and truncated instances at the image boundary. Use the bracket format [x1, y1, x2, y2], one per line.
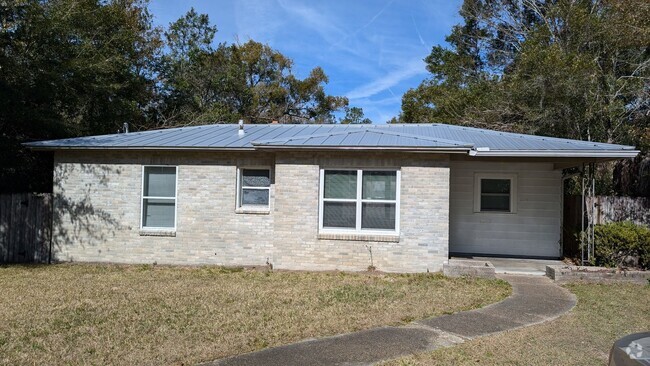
[411, 14, 427, 49]
[345, 59, 427, 100]
[149, 0, 463, 123]
[275, 0, 356, 53]
[330, 0, 394, 50]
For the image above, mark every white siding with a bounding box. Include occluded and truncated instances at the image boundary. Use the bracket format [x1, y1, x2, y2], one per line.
[449, 160, 561, 258]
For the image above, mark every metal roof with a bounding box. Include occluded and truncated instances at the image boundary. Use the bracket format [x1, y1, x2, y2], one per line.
[24, 123, 639, 158]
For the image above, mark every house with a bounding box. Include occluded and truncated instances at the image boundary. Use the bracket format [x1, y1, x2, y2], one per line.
[26, 123, 639, 272]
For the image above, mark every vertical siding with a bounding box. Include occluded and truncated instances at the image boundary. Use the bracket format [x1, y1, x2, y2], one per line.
[449, 160, 561, 258]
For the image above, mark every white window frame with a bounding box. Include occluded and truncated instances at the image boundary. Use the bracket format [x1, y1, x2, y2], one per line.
[473, 172, 517, 213]
[236, 167, 271, 211]
[140, 165, 178, 230]
[319, 168, 400, 235]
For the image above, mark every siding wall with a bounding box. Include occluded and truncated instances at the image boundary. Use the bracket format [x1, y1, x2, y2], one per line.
[449, 160, 562, 258]
[52, 150, 450, 272]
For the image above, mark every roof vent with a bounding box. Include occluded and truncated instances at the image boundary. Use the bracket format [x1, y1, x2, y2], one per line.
[238, 119, 244, 136]
[122, 122, 129, 134]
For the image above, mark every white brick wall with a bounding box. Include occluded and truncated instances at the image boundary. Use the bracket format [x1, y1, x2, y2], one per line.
[52, 150, 450, 272]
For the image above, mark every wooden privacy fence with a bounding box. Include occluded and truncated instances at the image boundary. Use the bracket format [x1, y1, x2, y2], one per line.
[0, 193, 52, 263]
[588, 196, 650, 225]
[563, 195, 650, 257]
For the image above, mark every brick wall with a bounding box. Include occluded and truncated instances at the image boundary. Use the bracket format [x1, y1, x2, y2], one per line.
[52, 150, 450, 272]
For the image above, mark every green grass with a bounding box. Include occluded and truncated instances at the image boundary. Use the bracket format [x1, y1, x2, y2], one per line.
[0, 264, 510, 366]
[384, 282, 650, 366]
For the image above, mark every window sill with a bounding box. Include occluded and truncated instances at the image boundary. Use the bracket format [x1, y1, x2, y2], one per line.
[317, 232, 400, 243]
[473, 210, 517, 214]
[235, 207, 270, 215]
[139, 230, 176, 237]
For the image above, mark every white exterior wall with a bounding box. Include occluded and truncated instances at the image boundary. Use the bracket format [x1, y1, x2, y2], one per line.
[449, 160, 562, 258]
[52, 150, 450, 272]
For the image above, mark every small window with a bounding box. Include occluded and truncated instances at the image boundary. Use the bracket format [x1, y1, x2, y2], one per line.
[238, 168, 271, 209]
[474, 173, 517, 213]
[142, 166, 177, 229]
[320, 169, 399, 233]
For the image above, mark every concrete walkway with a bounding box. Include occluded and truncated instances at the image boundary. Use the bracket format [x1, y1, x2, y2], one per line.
[204, 275, 576, 366]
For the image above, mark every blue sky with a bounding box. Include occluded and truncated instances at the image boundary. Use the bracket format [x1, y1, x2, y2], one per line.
[148, 0, 463, 123]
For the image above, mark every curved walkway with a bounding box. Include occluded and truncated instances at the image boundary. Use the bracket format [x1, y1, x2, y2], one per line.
[204, 275, 577, 366]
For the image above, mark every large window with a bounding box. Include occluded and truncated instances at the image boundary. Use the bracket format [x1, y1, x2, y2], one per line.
[141, 166, 177, 229]
[320, 169, 399, 233]
[474, 173, 517, 213]
[237, 168, 271, 210]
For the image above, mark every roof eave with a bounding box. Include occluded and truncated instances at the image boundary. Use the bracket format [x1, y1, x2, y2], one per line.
[24, 145, 257, 152]
[471, 150, 640, 158]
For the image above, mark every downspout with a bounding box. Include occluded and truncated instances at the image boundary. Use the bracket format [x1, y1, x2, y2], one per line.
[48, 193, 53, 264]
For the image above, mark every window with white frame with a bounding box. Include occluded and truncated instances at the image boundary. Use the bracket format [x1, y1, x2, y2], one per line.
[320, 169, 399, 233]
[141, 166, 177, 229]
[238, 168, 271, 209]
[474, 173, 517, 213]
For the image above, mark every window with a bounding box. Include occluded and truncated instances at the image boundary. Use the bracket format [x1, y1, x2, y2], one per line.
[320, 169, 399, 233]
[141, 166, 177, 229]
[474, 173, 517, 213]
[237, 168, 271, 210]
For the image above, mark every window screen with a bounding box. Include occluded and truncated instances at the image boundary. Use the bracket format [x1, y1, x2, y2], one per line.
[239, 169, 271, 207]
[321, 169, 398, 232]
[142, 166, 176, 228]
[480, 178, 511, 212]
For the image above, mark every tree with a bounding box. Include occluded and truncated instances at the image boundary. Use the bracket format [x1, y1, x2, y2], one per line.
[155, 11, 348, 126]
[0, 0, 160, 192]
[399, 0, 650, 145]
[340, 106, 372, 124]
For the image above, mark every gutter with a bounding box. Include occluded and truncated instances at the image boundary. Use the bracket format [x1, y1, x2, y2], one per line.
[469, 149, 640, 158]
[23, 145, 258, 152]
[23, 145, 640, 159]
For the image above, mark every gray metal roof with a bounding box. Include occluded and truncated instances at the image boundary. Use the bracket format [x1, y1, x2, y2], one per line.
[24, 123, 639, 158]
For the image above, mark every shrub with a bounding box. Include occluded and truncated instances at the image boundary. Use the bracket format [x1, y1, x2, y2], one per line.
[591, 221, 650, 269]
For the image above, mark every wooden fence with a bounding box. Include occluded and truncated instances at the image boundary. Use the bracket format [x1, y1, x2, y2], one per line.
[563, 195, 650, 257]
[588, 196, 650, 225]
[0, 193, 52, 263]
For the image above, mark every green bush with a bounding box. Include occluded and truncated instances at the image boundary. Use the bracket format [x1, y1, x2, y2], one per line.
[591, 221, 650, 269]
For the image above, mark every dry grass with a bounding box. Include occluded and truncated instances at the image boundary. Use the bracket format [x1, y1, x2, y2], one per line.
[385, 282, 650, 366]
[0, 263, 510, 366]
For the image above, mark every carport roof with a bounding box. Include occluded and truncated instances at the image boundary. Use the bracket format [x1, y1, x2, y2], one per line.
[24, 123, 639, 158]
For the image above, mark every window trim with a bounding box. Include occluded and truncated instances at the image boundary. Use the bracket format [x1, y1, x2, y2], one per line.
[140, 165, 178, 231]
[319, 168, 400, 236]
[473, 172, 517, 213]
[236, 166, 272, 212]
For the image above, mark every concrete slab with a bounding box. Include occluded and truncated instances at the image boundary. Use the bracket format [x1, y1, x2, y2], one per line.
[210, 326, 461, 366]
[470, 257, 565, 276]
[417, 311, 525, 339]
[443, 259, 496, 278]
[201, 274, 577, 366]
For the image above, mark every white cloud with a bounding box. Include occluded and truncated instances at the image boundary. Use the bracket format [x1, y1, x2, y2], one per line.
[233, 0, 286, 43]
[345, 59, 427, 100]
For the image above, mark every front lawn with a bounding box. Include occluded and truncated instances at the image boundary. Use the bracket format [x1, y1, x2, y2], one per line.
[0, 264, 510, 365]
[386, 282, 650, 366]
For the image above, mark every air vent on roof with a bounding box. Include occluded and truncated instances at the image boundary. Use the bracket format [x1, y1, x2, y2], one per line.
[238, 120, 244, 137]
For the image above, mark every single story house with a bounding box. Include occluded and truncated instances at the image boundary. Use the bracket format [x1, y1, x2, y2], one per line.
[26, 123, 639, 272]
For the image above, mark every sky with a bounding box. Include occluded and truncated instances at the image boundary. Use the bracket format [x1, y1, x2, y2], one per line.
[148, 0, 463, 123]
